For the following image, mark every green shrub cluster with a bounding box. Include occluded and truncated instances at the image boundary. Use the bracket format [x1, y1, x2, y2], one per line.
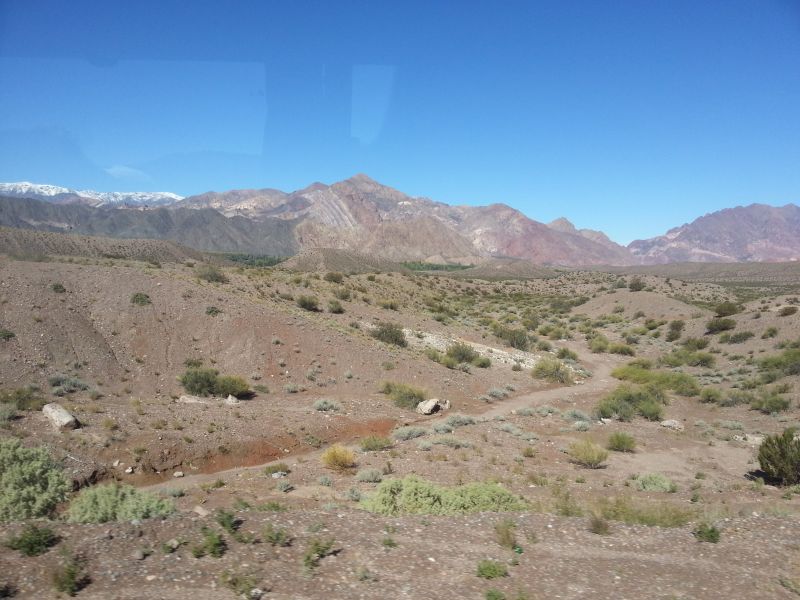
[611, 364, 699, 396]
[67, 483, 174, 523]
[361, 475, 528, 516]
[491, 323, 529, 350]
[596, 383, 667, 422]
[130, 292, 151, 306]
[195, 264, 228, 283]
[297, 295, 319, 311]
[380, 381, 427, 409]
[660, 349, 714, 368]
[706, 317, 736, 333]
[0, 386, 46, 411]
[371, 322, 407, 347]
[758, 428, 800, 485]
[607, 432, 636, 452]
[532, 357, 573, 384]
[5, 524, 59, 556]
[0, 438, 69, 522]
[180, 368, 250, 398]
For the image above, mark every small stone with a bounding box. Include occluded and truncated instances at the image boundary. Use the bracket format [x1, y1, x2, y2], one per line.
[133, 549, 146, 560]
[173, 471, 184, 478]
[660, 419, 684, 431]
[193, 505, 210, 517]
[146, 575, 157, 581]
[125, 466, 134, 474]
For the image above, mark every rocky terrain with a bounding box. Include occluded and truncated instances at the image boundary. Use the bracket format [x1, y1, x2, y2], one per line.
[1, 232, 799, 598]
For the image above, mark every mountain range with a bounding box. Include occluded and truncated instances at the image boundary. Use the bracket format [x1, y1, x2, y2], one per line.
[0, 176, 797, 266]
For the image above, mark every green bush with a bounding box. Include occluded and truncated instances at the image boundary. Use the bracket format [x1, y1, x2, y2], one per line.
[303, 537, 335, 571]
[714, 301, 741, 317]
[607, 432, 636, 452]
[179, 368, 249, 398]
[666, 320, 684, 342]
[492, 324, 529, 350]
[380, 381, 427, 409]
[67, 483, 174, 523]
[596, 383, 667, 422]
[360, 436, 393, 451]
[0, 438, 69, 522]
[192, 527, 226, 558]
[297, 295, 319, 311]
[356, 469, 383, 483]
[130, 292, 151, 306]
[327, 299, 344, 314]
[779, 306, 798, 317]
[195, 264, 228, 283]
[446, 342, 478, 363]
[699, 388, 723, 404]
[611, 364, 699, 396]
[589, 335, 609, 353]
[694, 522, 720, 543]
[476, 560, 508, 579]
[52, 553, 89, 596]
[51, 283, 66, 293]
[596, 496, 692, 527]
[392, 426, 428, 441]
[323, 272, 344, 283]
[0, 329, 14, 341]
[608, 343, 635, 356]
[361, 475, 528, 516]
[1, 385, 45, 411]
[706, 317, 736, 333]
[758, 428, 800, 485]
[5, 524, 59, 556]
[634, 473, 677, 493]
[628, 277, 645, 292]
[180, 368, 219, 396]
[371, 322, 407, 347]
[532, 357, 573, 384]
[557, 347, 578, 361]
[751, 391, 791, 414]
[567, 439, 609, 468]
[214, 375, 250, 398]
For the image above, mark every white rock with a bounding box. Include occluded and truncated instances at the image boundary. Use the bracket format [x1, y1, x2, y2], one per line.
[415, 398, 451, 415]
[177, 395, 208, 404]
[660, 419, 684, 431]
[193, 505, 210, 517]
[42, 403, 79, 430]
[125, 466, 134, 474]
[224, 394, 240, 405]
[173, 471, 184, 478]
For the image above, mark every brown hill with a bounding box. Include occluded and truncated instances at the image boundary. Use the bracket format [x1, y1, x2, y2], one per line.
[629, 203, 800, 263]
[0, 226, 203, 263]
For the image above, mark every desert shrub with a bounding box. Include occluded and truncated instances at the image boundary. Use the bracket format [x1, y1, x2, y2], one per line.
[296, 295, 319, 311]
[327, 299, 344, 314]
[666, 320, 684, 342]
[714, 301, 741, 317]
[321, 444, 356, 471]
[492, 324, 529, 350]
[706, 317, 736, 333]
[392, 426, 428, 441]
[596, 496, 692, 527]
[51, 282, 66, 293]
[634, 473, 677, 493]
[726, 331, 754, 344]
[568, 439, 608, 468]
[52, 553, 90, 596]
[5, 524, 59, 556]
[589, 334, 609, 353]
[356, 469, 383, 483]
[371, 322, 407, 347]
[628, 277, 645, 292]
[694, 522, 720, 543]
[313, 399, 340, 412]
[779, 306, 798, 317]
[683, 337, 709, 351]
[68, 483, 174, 523]
[476, 560, 508, 579]
[360, 436, 393, 451]
[0, 329, 14, 341]
[660, 349, 714, 368]
[0, 403, 15, 425]
[192, 527, 226, 558]
[303, 538, 335, 571]
[608, 343, 635, 356]
[0, 438, 69, 522]
[494, 518, 518, 549]
[532, 357, 573, 384]
[361, 475, 528, 516]
[380, 381, 427, 409]
[180, 368, 219, 396]
[220, 571, 260, 596]
[763, 326, 779, 339]
[611, 364, 699, 396]
[195, 264, 228, 283]
[751, 391, 791, 414]
[699, 388, 723, 404]
[759, 348, 800, 380]
[334, 288, 351, 300]
[758, 429, 800, 485]
[215, 509, 239, 534]
[214, 375, 250, 398]
[607, 432, 636, 452]
[446, 414, 475, 428]
[323, 272, 344, 283]
[556, 347, 578, 361]
[262, 523, 292, 547]
[130, 292, 151, 306]
[446, 342, 478, 364]
[596, 383, 666, 422]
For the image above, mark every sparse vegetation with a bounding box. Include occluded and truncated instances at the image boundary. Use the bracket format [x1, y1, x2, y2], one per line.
[179, 368, 250, 398]
[567, 439, 609, 468]
[195, 264, 228, 283]
[0, 438, 69, 522]
[321, 444, 356, 471]
[371, 322, 407, 347]
[607, 432, 636, 452]
[130, 292, 151, 305]
[5, 524, 59, 556]
[758, 428, 800, 485]
[532, 357, 573, 384]
[380, 381, 427, 409]
[68, 483, 174, 523]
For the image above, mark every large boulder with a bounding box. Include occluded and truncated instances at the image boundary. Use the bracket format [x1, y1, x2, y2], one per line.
[42, 403, 79, 430]
[416, 398, 450, 415]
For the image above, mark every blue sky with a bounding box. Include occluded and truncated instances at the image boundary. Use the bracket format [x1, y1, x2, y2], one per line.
[0, 1, 798, 243]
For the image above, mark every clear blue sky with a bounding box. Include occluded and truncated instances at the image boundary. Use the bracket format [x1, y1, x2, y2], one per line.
[1, 0, 799, 243]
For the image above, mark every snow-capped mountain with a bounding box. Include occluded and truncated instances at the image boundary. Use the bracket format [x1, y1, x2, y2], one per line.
[0, 182, 183, 207]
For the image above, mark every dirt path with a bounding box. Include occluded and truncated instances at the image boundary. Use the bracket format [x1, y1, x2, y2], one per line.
[143, 352, 620, 493]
